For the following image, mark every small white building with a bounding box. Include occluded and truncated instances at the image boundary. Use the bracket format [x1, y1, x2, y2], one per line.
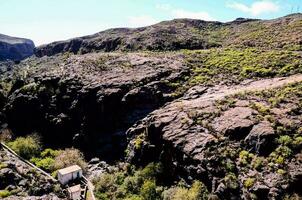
[57, 165, 82, 185]
[67, 184, 82, 200]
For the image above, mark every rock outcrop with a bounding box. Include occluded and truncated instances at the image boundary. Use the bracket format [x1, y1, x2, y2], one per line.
[0, 34, 35, 61]
[3, 52, 187, 160]
[126, 76, 302, 199]
[0, 147, 64, 199]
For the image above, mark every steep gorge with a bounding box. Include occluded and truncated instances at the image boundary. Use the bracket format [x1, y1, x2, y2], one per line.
[0, 14, 302, 199]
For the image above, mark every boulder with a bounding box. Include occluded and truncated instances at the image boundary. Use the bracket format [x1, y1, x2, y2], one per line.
[244, 121, 276, 155]
[212, 107, 255, 139]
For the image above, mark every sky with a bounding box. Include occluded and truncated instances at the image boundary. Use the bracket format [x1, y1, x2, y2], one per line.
[1, 0, 301, 46]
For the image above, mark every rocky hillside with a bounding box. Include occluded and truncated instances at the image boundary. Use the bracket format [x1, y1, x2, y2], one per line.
[35, 14, 302, 57]
[0, 14, 301, 199]
[0, 147, 64, 199]
[0, 34, 35, 61]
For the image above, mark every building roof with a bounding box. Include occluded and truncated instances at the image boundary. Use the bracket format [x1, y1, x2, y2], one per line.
[58, 165, 82, 175]
[67, 184, 81, 193]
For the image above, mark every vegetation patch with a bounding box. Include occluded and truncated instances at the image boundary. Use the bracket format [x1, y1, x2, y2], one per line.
[183, 48, 302, 86]
[93, 162, 209, 200]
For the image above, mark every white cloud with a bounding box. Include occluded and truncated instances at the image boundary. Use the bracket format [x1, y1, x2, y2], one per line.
[128, 15, 158, 27]
[156, 3, 172, 11]
[156, 4, 215, 21]
[227, 1, 279, 16]
[172, 9, 215, 21]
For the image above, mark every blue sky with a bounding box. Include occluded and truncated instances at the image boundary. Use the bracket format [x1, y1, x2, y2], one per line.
[1, 0, 301, 46]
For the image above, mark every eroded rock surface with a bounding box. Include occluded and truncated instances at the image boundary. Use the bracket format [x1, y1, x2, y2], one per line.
[3, 52, 187, 160]
[126, 76, 302, 199]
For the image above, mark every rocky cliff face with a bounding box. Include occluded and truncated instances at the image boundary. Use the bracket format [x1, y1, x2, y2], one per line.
[126, 76, 302, 199]
[3, 52, 187, 160]
[0, 14, 302, 199]
[0, 34, 35, 61]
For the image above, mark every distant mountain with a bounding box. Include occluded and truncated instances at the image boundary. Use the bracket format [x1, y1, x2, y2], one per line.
[0, 34, 35, 61]
[35, 13, 302, 57]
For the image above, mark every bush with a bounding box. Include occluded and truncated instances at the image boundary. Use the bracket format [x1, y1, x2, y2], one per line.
[140, 180, 159, 200]
[41, 148, 61, 158]
[0, 190, 11, 198]
[277, 135, 293, 146]
[252, 157, 264, 170]
[94, 162, 208, 200]
[187, 181, 208, 200]
[7, 135, 41, 159]
[162, 181, 208, 200]
[239, 150, 254, 166]
[140, 163, 163, 181]
[53, 148, 87, 172]
[30, 148, 62, 172]
[95, 173, 117, 197]
[34, 157, 55, 171]
[244, 178, 255, 188]
[293, 136, 302, 148]
[224, 174, 239, 190]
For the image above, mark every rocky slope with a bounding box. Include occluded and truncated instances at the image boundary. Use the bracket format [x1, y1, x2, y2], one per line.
[0, 14, 301, 199]
[0, 34, 35, 61]
[3, 52, 187, 160]
[35, 14, 302, 57]
[126, 75, 302, 199]
[0, 147, 64, 199]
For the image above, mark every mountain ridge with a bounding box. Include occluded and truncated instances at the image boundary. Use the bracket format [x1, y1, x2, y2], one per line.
[0, 34, 35, 61]
[35, 13, 302, 57]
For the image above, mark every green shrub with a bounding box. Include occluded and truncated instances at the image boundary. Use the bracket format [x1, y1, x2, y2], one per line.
[140, 163, 163, 181]
[187, 181, 208, 200]
[35, 157, 55, 171]
[250, 102, 270, 115]
[239, 150, 254, 166]
[244, 178, 255, 188]
[30, 148, 62, 172]
[134, 134, 145, 150]
[277, 169, 286, 175]
[7, 135, 41, 159]
[224, 174, 239, 190]
[94, 163, 208, 200]
[122, 174, 142, 194]
[252, 157, 264, 170]
[41, 148, 61, 158]
[293, 136, 302, 148]
[95, 173, 116, 195]
[277, 135, 293, 146]
[0, 190, 11, 198]
[184, 48, 302, 87]
[140, 180, 159, 200]
[162, 181, 208, 200]
[0, 163, 8, 169]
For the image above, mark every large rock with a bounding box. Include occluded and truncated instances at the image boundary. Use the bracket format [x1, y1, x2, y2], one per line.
[212, 107, 255, 139]
[244, 121, 276, 155]
[0, 34, 35, 61]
